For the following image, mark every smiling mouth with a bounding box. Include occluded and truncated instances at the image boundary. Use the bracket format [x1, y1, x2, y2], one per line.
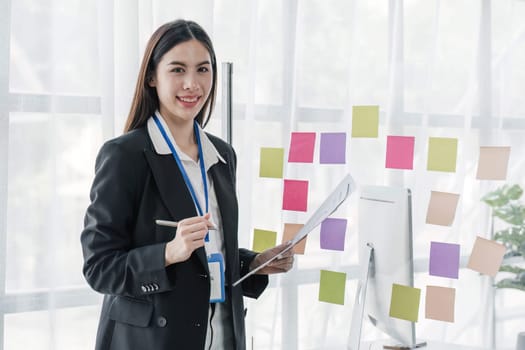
[177, 96, 201, 103]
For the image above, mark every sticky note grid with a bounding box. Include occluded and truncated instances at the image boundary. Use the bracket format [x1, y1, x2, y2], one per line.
[255, 110, 512, 323]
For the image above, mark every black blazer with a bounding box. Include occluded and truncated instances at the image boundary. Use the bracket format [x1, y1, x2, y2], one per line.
[81, 126, 268, 350]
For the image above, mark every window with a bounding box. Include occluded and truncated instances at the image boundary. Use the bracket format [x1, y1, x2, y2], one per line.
[2, 1, 524, 349]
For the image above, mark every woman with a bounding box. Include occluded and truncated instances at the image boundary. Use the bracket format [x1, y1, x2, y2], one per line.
[81, 19, 294, 350]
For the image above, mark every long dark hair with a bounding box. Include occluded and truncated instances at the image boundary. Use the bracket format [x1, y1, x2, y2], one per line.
[124, 19, 217, 132]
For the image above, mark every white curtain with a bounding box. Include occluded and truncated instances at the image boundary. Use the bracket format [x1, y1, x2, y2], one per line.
[1, 0, 525, 349]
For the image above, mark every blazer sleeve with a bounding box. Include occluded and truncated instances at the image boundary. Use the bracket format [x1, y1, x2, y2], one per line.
[239, 248, 268, 299]
[81, 140, 173, 297]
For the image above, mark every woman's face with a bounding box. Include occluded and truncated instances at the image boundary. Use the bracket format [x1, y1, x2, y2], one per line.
[149, 39, 213, 125]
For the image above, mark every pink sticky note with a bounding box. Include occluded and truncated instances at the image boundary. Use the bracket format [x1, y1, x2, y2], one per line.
[385, 136, 415, 170]
[289, 132, 316, 163]
[283, 179, 309, 212]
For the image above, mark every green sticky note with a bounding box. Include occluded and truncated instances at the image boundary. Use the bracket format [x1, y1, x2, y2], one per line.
[389, 283, 421, 322]
[252, 229, 277, 253]
[259, 147, 284, 178]
[318, 270, 346, 305]
[427, 137, 458, 172]
[352, 105, 379, 138]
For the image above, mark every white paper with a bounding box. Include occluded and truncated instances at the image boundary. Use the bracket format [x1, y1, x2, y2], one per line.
[232, 173, 356, 287]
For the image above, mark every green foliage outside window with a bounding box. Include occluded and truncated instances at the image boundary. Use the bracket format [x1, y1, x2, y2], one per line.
[482, 184, 525, 291]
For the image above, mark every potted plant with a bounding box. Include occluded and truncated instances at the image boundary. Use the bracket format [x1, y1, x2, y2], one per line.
[482, 184, 525, 291]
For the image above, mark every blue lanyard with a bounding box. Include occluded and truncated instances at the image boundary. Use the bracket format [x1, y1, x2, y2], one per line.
[153, 115, 209, 240]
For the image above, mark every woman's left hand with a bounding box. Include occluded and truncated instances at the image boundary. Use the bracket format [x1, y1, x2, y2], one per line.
[249, 242, 295, 275]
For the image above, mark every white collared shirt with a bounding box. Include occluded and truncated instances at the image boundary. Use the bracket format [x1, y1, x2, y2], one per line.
[147, 111, 234, 349]
[147, 112, 226, 256]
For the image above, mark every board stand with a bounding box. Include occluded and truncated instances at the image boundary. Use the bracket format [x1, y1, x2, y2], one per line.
[347, 243, 426, 350]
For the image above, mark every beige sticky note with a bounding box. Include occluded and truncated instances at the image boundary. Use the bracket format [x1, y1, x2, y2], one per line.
[467, 236, 506, 277]
[476, 146, 511, 180]
[282, 223, 306, 254]
[426, 191, 460, 226]
[425, 285, 456, 323]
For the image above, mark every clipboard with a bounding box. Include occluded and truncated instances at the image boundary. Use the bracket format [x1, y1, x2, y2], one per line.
[232, 173, 356, 287]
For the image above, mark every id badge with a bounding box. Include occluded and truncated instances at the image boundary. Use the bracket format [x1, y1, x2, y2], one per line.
[208, 253, 225, 303]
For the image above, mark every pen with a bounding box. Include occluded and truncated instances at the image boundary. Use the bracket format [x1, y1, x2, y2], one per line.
[155, 219, 217, 231]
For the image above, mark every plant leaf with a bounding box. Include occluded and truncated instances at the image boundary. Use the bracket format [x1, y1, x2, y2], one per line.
[499, 265, 525, 274]
[493, 204, 525, 225]
[495, 278, 525, 291]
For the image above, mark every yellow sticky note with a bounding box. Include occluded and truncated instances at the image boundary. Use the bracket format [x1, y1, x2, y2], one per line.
[352, 105, 379, 138]
[318, 270, 346, 305]
[476, 146, 511, 180]
[467, 236, 506, 277]
[389, 283, 421, 322]
[425, 285, 456, 323]
[426, 191, 460, 226]
[252, 229, 277, 253]
[427, 137, 458, 172]
[259, 148, 284, 178]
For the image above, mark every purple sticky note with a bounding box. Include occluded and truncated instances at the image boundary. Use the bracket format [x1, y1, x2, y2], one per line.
[320, 218, 347, 251]
[283, 179, 309, 212]
[385, 136, 415, 170]
[429, 241, 460, 279]
[289, 132, 316, 163]
[320, 133, 346, 164]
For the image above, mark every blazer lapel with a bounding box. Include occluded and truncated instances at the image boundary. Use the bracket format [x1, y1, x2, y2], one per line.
[208, 153, 238, 283]
[143, 149, 209, 273]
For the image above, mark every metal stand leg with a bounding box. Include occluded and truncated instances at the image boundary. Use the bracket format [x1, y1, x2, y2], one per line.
[347, 243, 374, 350]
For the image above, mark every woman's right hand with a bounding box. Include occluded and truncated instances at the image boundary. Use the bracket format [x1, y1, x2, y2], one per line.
[164, 213, 213, 266]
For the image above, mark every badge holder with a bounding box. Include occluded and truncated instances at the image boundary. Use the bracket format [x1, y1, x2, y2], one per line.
[208, 253, 225, 303]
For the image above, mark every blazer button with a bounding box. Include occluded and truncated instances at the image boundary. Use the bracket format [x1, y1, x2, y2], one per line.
[194, 322, 201, 327]
[157, 316, 167, 328]
[141, 285, 147, 293]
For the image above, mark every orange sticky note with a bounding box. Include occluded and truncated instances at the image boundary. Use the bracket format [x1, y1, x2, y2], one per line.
[282, 223, 306, 254]
[426, 191, 460, 226]
[467, 236, 506, 277]
[425, 285, 456, 323]
[476, 146, 511, 180]
[283, 179, 308, 212]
